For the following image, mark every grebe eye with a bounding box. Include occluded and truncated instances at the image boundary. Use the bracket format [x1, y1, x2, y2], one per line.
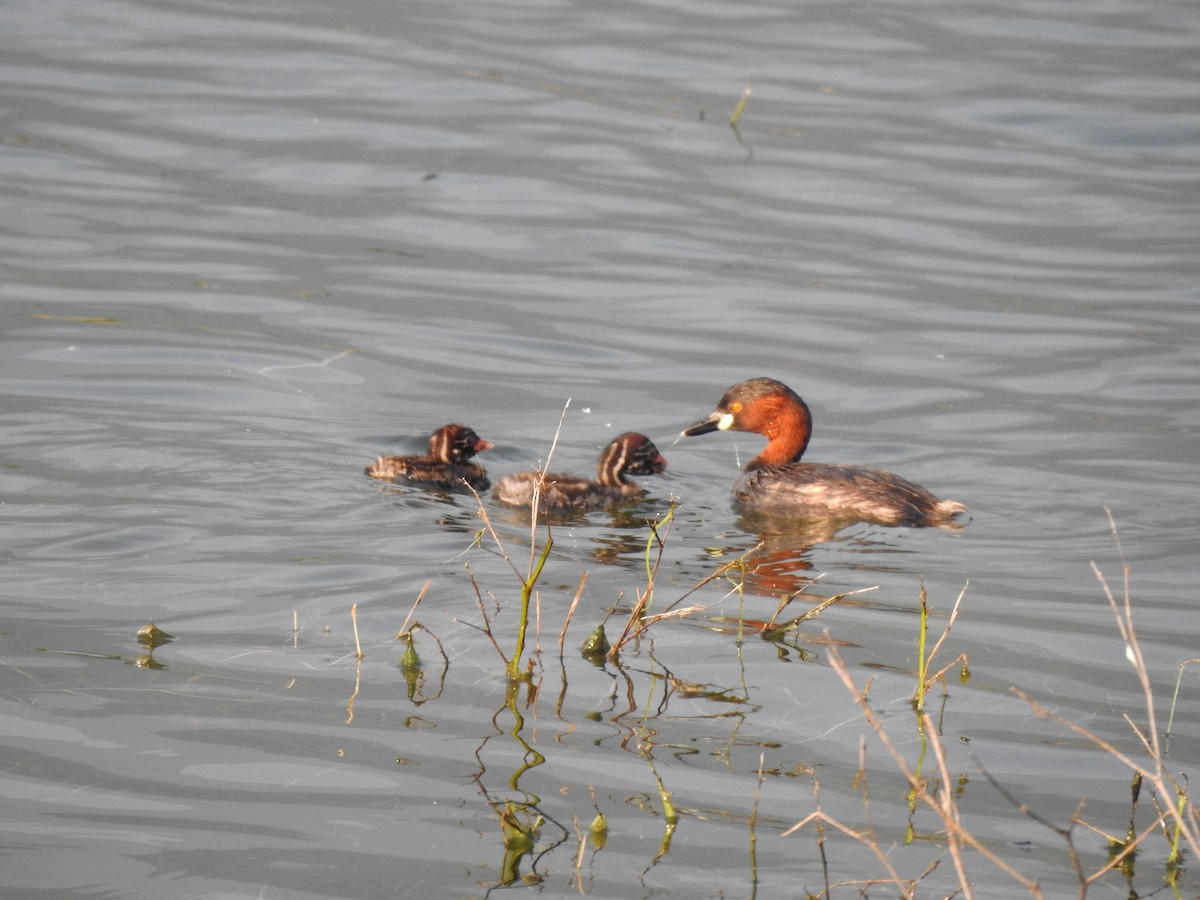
[729, 401, 743, 414]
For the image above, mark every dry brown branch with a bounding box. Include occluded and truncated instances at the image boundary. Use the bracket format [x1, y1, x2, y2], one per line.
[783, 809, 915, 895]
[557, 571, 589, 658]
[1001, 510, 1200, 862]
[825, 642, 1044, 897]
[351, 603, 363, 660]
[395, 579, 431, 638]
[659, 544, 763, 615]
[457, 568, 508, 665]
[606, 586, 651, 663]
[1012, 687, 1200, 860]
[925, 709, 973, 898]
[408, 622, 449, 669]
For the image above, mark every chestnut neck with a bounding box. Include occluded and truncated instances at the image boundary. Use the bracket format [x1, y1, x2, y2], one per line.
[746, 396, 813, 468]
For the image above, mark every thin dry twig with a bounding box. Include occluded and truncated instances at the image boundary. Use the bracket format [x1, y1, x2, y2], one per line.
[659, 544, 765, 615]
[529, 398, 571, 550]
[1025, 509, 1200, 861]
[406, 622, 449, 669]
[784, 809, 915, 895]
[557, 571, 589, 658]
[924, 710, 973, 898]
[395, 579, 431, 638]
[824, 641, 1044, 897]
[457, 568, 508, 665]
[351, 603, 363, 660]
[922, 580, 968, 672]
[605, 506, 676, 661]
[1012, 687, 1200, 859]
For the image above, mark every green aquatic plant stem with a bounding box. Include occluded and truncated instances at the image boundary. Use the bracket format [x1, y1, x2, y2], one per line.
[914, 582, 929, 713]
[748, 752, 765, 900]
[508, 534, 552, 683]
[509, 401, 569, 681]
[729, 83, 752, 127]
[1167, 783, 1186, 874]
[605, 504, 678, 663]
[463, 399, 569, 683]
[912, 580, 969, 708]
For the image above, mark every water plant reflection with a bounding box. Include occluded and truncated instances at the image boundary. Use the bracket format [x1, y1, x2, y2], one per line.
[472, 687, 568, 889]
[356, 430, 1195, 897]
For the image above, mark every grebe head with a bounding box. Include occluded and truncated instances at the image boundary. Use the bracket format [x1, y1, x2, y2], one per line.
[430, 424, 494, 464]
[683, 378, 813, 465]
[597, 432, 668, 485]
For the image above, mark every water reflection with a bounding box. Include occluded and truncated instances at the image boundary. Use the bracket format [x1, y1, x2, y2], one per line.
[700, 514, 951, 599]
[450, 505, 850, 889]
[397, 626, 448, 706]
[471, 684, 569, 890]
[485, 499, 675, 569]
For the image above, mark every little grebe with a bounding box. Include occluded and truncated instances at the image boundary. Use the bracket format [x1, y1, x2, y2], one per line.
[492, 432, 667, 511]
[365, 423, 493, 490]
[683, 378, 969, 528]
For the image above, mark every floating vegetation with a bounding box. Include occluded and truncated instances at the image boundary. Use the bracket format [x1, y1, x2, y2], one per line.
[315, 431, 1195, 897]
[136, 621, 173, 649]
[579, 622, 609, 662]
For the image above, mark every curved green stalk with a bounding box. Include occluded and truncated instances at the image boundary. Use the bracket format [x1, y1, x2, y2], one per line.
[508, 533, 552, 682]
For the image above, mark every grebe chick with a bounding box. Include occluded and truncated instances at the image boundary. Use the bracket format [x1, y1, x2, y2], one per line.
[492, 432, 667, 511]
[365, 423, 492, 490]
[683, 378, 969, 528]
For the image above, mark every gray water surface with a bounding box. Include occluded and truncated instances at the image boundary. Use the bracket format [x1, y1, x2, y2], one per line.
[3, 0, 1198, 897]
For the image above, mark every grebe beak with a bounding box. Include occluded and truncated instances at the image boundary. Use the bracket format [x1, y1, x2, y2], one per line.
[682, 411, 723, 436]
[474, 438, 494, 452]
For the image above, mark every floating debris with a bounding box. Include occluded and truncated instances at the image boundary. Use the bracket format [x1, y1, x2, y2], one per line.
[136, 622, 174, 650]
[579, 623, 609, 662]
